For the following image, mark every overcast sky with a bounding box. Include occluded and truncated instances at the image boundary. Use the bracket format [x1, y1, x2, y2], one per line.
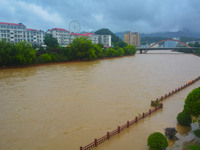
[0, 0, 200, 33]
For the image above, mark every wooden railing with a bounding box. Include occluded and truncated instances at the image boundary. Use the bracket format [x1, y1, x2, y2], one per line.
[151, 76, 200, 106]
[80, 104, 163, 150]
[80, 75, 200, 150]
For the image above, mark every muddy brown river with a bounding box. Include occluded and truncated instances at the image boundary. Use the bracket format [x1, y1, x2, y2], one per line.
[0, 51, 200, 150]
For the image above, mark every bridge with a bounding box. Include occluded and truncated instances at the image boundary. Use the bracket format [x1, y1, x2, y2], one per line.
[137, 39, 198, 54]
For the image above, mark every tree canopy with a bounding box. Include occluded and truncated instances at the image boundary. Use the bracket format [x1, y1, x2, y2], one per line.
[184, 87, 200, 117]
[44, 34, 59, 48]
[0, 37, 137, 67]
[0, 39, 36, 66]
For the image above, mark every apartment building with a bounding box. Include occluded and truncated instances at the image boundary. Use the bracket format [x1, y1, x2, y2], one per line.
[0, 22, 44, 46]
[46, 28, 70, 47]
[124, 31, 140, 47]
[0, 22, 111, 47]
[47, 28, 111, 47]
[26, 29, 45, 46]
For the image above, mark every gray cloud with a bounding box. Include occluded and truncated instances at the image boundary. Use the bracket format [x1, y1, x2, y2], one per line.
[0, 0, 200, 33]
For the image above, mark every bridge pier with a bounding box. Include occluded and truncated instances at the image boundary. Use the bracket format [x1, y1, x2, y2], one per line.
[140, 50, 143, 54]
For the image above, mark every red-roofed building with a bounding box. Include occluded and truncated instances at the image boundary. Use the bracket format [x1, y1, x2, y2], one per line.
[0, 22, 25, 27]
[0, 22, 44, 46]
[0, 22, 111, 47]
[46, 28, 70, 46]
[46, 27, 111, 47]
[26, 28, 45, 46]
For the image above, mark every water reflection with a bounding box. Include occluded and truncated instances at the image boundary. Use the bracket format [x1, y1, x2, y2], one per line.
[176, 124, 192, 136]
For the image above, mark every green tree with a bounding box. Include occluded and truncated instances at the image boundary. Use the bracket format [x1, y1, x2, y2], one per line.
[115, 41, 128, 48]
[177, 111, 192, 126]
[97, 43, 104, 49]
[147, 132, 168, 150]
[116, 48, 125, 56]
[44, 34, 59, 48]
[184, 87, 200, 117]
[124, 45, 137, 55]
[71, 37, 93, 60]
[0, 41, 36, 66]
[39, 53, 52, 63]
[93, 44, 103, 58]
[0, 39, 13, 66]
[105, 48, 118, 57]
[14, 42, 36, 65]
[195, 48, 200, 55]
[87, 48, 97, 60]
[60, 47, 72, 61]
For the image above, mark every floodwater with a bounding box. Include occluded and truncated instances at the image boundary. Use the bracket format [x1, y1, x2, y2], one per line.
[0, 51, 200, 150]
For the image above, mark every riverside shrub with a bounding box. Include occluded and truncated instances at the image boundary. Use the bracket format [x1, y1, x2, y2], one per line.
[147, 132, 168, 150]
[184, 87, 200, 117]
[177, 111, 192, 126]
[164, 127, 178, 140]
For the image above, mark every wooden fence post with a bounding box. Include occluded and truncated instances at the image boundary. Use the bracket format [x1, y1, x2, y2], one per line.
[149, 109, 151, 114]
[127, 121, 130, 128]
[142, 112, 145, 118]
[94, 139, 98, 147]
[107, 132, 110, 140]
[80, 146, 83, 150]
[118, 126, 120, 133]
[135, 117, 138, 122]
[160, 103, 163, 108]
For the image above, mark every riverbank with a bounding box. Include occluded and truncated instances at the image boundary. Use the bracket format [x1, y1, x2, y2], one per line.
[0, 55, 134, 70]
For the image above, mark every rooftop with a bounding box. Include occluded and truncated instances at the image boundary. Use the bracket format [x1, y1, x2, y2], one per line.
[52, 28, 69, 32]
[0, 22, 25, 26]
[70, 33, 89, 37]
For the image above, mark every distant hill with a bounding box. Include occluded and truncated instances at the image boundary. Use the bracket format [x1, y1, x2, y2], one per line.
[140, 30, 200, 39]
[95, 28, 121, 43]
[140, 37, 200, 45]
[115, 30, 200, 44]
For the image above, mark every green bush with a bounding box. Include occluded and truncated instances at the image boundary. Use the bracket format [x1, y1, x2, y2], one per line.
[194, 129, 200, 138]
[147, 132, 168, 150]
[188, 144, 200, 150]
[184, 87, 200, 117]
[177, 111, 192, 126]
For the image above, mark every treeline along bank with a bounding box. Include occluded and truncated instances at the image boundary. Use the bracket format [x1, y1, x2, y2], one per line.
[0, 36, 136, 67]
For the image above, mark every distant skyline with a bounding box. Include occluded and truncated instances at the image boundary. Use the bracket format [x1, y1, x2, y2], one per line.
[0, 0, 200, 33]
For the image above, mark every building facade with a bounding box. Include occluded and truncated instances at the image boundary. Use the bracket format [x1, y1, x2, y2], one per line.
[46, 28, 70, 47]
[164, 37, 180, 48]
[47, 28, 111, 47]
[0, 22, 111, 47]
[0, 22, 45, 46]
[124, 31, 140, 47]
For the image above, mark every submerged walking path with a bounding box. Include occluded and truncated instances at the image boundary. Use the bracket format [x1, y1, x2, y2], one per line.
[80, 75, 200, 150]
